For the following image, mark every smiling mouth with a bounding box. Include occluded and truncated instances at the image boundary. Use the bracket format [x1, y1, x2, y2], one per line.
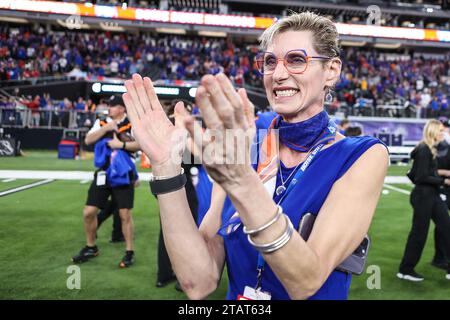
[273, 89, 300, 98]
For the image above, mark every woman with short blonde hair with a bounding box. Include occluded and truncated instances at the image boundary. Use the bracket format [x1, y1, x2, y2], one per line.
[123, 12, 390, 299]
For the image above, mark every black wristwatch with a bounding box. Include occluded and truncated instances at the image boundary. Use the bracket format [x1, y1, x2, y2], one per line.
[149, 168, 186, 196]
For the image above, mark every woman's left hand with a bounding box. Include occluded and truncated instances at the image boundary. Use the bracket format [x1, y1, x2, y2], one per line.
[184, 73, 256, 190]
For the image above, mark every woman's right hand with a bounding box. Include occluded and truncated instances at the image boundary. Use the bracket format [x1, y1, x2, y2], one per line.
[122, 74, 186, 176]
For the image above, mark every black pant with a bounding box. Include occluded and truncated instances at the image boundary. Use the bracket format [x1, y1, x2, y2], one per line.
[97, 200, 124, 241]
[433, 189, 449, 262]
[157, 187, 198, 283]
[399, 186, 450, 272]
[433, 227, 448, 263]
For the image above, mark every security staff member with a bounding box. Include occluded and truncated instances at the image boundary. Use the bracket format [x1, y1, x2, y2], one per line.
[72, 95, 140, 268]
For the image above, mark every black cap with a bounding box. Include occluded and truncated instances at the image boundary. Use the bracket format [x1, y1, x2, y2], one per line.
[107, 95, 125, 107]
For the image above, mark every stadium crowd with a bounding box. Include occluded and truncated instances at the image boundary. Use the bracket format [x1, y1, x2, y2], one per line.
[1, 24, 450, 127]
[0, 92, 107, 128]
[0, 25, 256, 86]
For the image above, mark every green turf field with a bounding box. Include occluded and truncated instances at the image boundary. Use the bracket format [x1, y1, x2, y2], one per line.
[0, 150, 94, 171]
[1, 151, 449, 300]
[0, 179, 37, 192]
[0, 150, 150, 172]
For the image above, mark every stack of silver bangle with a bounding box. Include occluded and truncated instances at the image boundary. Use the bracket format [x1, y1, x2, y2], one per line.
[243, 206, 295, 254]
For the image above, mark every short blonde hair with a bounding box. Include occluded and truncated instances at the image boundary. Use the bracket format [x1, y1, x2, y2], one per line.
[259, 11, 340, 59]
[422, 119, 442, 157]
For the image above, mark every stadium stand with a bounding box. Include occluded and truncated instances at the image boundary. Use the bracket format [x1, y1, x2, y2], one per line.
[1, 21, 449, 130]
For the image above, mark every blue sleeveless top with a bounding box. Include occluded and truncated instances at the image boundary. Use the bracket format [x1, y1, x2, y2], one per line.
[220, 135, 384, 300]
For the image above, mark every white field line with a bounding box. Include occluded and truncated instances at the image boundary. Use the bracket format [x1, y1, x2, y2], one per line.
[0, 170, 152, 181]
[383, 184, 411, 195]
[384, 176, 411, 184]
[0, 170, 411, 187]
[2, 178, 16, 182]
[0, 179, 54, 197]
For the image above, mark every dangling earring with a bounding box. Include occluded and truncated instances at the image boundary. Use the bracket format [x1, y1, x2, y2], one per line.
[325, 88, 333, 103]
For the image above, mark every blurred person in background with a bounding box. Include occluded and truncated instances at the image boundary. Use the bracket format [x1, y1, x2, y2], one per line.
[337, 118, 350, 135]
[155, 101, 199, 291]
[19, 95, 40, 127]
[96, 200, 125, 244]
[74, 97, 87, 128]
[344, 126, 362, 137]
[399, 119, 450, 281]
[434, 120, 450, 270]
[327, 96, 341, 115]
[40, 93, 52, 127]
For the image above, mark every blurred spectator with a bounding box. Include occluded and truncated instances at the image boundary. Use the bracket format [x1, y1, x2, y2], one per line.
[327, 96, 341, 115]
[95, 98, 108, 116]
[74, 97, 87, 127]
[0, 24, 260, 86]
[86, 98, 96, 113]
[40, 93, 53, 126]
[20, 95, 40, 127]
[338, 119, 350, 135]
[74, 97, 86, 112]
[344, 126, 363, 137]
[420, 88, 432, 117]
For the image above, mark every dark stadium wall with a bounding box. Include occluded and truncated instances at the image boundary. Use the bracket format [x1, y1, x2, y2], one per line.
[4, 128, 63, 150]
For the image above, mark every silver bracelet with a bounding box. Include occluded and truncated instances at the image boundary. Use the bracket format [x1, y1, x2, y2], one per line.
[243, 205, 282, 236]
[247, 213, 294, 254]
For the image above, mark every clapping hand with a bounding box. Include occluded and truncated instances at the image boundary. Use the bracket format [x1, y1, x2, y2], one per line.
[181, 73, 256, 189]
[122, 74, 187, 176]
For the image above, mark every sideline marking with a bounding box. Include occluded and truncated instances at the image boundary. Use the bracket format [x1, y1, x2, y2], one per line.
[0, 179, 54, 197]
[0, 170, 411, 185]
[383, 184, 411, 195]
